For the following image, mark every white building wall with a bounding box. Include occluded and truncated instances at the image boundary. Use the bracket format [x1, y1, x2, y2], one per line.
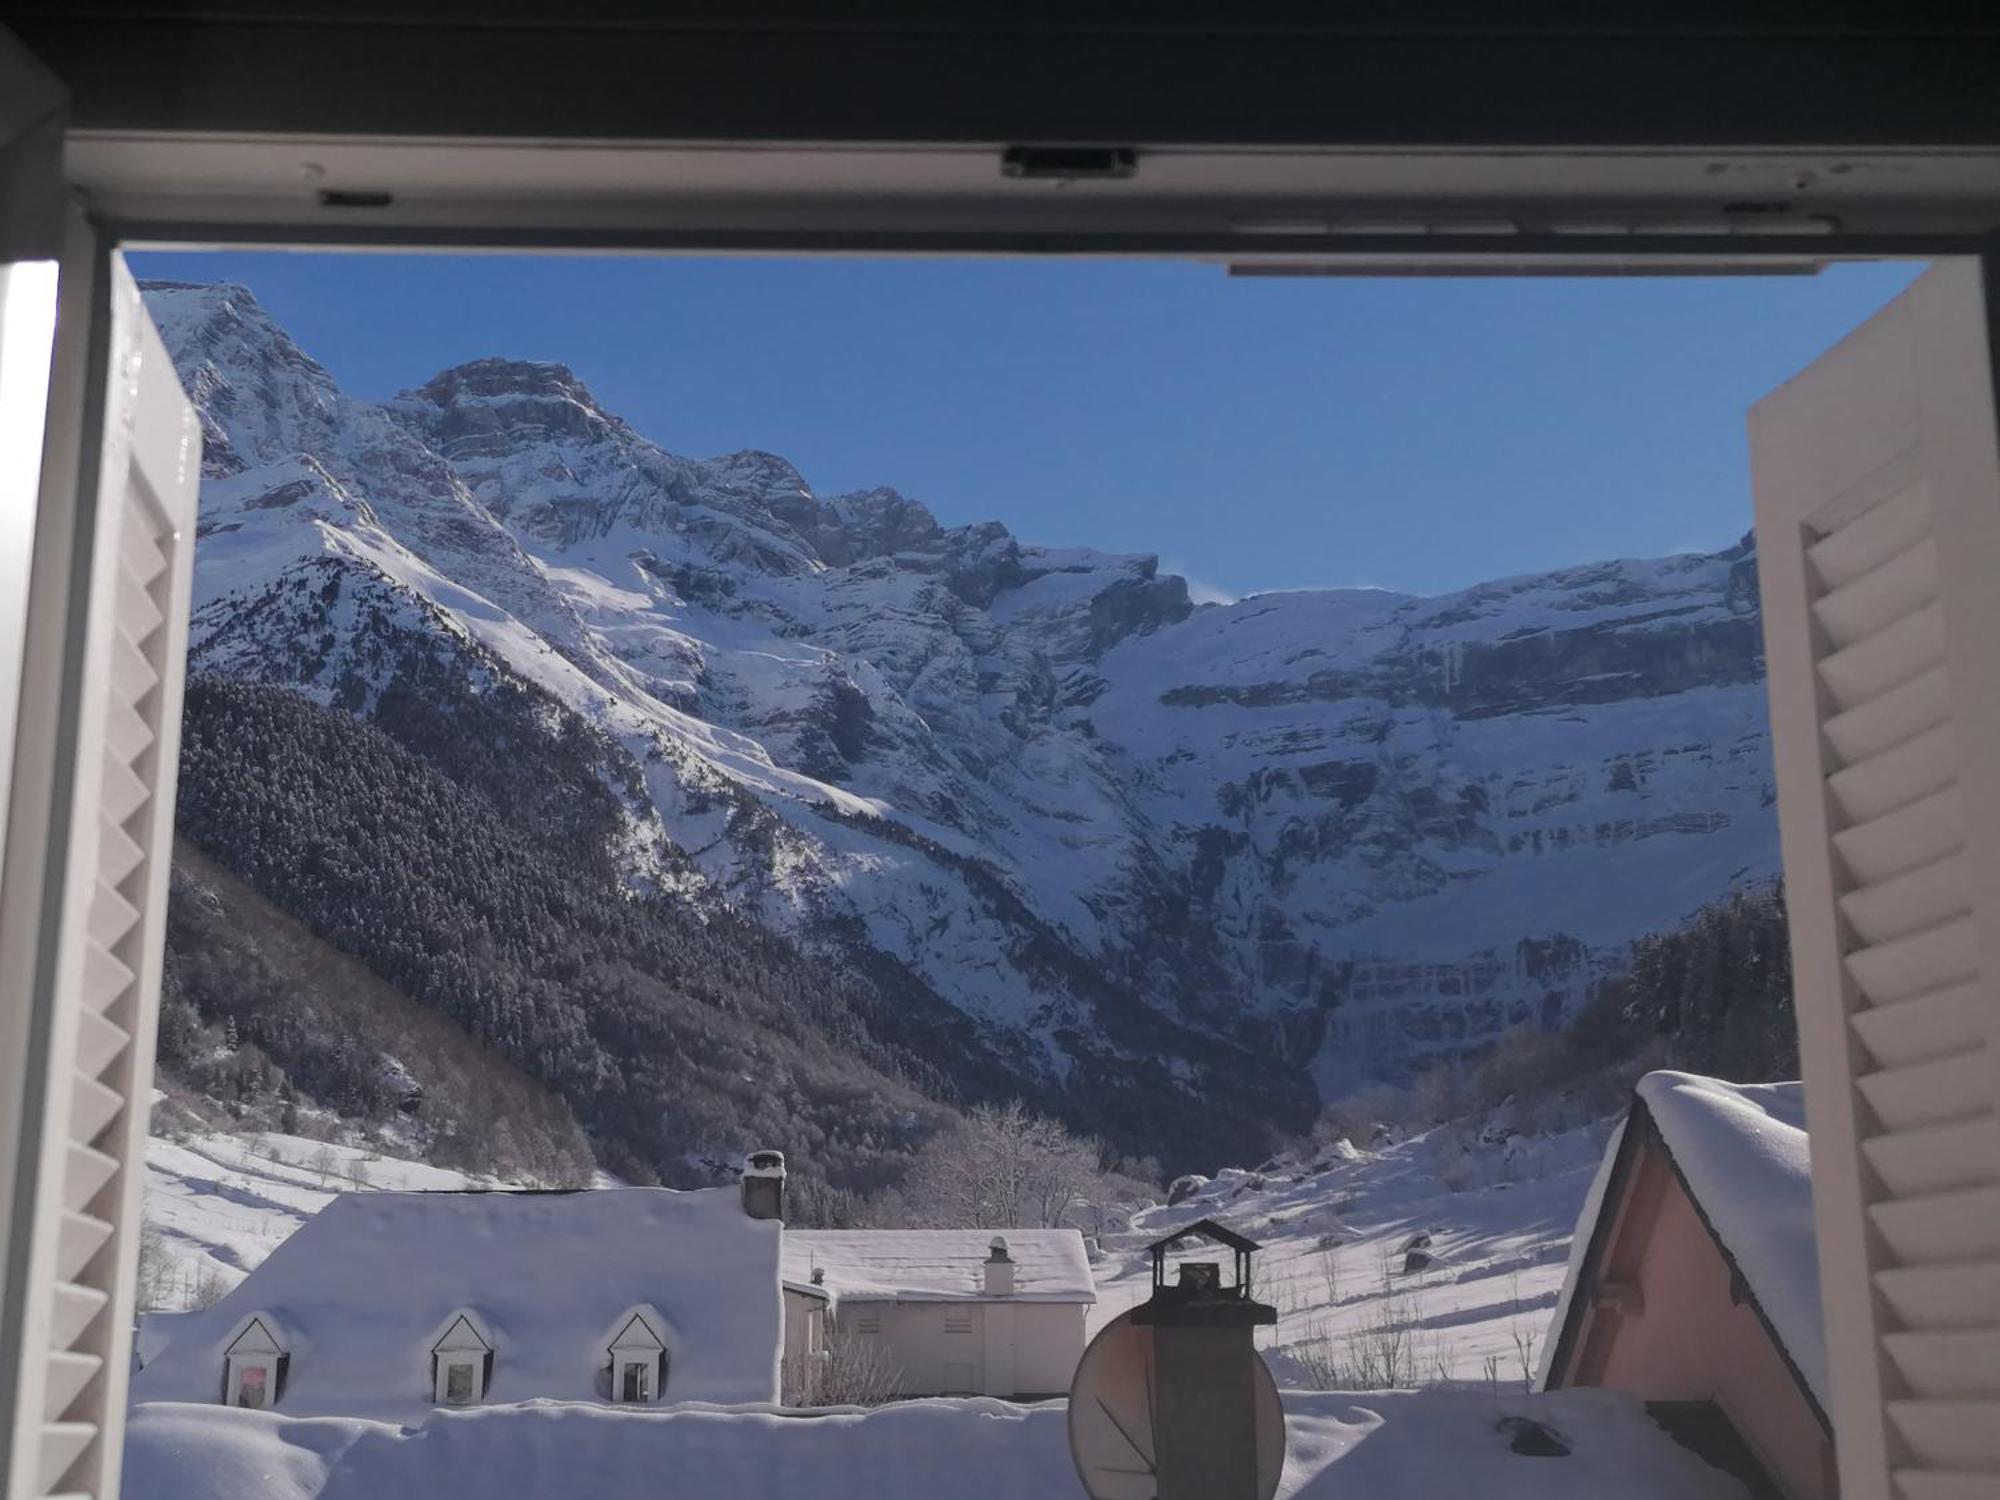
[857, 1301, 1085, 1399]
[1006, 1304, 1086, 1398]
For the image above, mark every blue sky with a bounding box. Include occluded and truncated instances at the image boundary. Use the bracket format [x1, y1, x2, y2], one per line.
[132, 250, 1922, 599]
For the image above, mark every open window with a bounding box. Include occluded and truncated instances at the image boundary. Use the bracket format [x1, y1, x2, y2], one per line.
[428, 1311, 494, 1407]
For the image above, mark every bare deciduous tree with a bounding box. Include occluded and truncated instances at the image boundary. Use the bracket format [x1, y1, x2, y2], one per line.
[787, 1317, 903, 1407]
[900, 1100, 1103, 1230]
[135, 1223, 173, 1312]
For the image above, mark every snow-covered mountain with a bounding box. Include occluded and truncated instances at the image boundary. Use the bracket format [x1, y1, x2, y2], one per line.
[146, 279, 1777, 1147]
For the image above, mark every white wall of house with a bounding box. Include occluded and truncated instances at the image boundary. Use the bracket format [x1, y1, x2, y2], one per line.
[781, 1287, 827, 1398]
[853, 1301, 1085, 1399]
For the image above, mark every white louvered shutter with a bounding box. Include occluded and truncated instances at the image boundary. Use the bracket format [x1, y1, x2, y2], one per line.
[1, 258, 198, 1500]
[1751, 258, 2000, 1500]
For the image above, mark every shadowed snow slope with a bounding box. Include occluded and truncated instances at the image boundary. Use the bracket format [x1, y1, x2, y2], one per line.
[125, 1388, 1748, 1500]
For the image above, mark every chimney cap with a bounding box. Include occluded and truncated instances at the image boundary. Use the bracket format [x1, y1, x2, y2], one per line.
[987, 1235, 1012, 1261]
[742, 1149, 787, 1179]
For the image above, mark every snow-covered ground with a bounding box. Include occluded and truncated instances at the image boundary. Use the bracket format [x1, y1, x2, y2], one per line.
[149, 1109, 1609, 1385]
[132, 1116, 1761, 1495]
[126, 1387, 1746, 1500]
[142, 1130, 499, 1311]
[1089, 1117, 1612, 1391]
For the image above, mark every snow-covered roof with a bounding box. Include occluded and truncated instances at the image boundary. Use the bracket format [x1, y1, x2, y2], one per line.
[784, 1230, 1095, 1304]
[125, 1385, 1755, 1500]
[1543, 1072, 1822, 1410]
[131, 1188, 782, 1415]
[1636, 1072, 1822, 1409]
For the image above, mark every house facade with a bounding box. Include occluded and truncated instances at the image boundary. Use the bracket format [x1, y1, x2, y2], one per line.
[784, 1228, 1095, 1399]
[133, 1154, 1099, 1416]
[1542, 1073, 1834, 1500]
[130, 1185, 785, 1419]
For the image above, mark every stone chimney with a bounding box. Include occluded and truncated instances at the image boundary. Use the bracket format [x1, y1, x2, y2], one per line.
[984, 1235, 1015, 1296]
[741, 1149, 786, 1221]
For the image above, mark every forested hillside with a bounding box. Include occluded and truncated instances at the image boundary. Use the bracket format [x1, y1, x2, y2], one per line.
[169, 675, 990, 1192]
[160, 840, 596, 1184]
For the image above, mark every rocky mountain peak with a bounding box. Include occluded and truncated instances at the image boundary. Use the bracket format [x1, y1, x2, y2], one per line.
[388, 357, 633, 474]
[139, 280, 346, 478]
[406, 356, 601, 410]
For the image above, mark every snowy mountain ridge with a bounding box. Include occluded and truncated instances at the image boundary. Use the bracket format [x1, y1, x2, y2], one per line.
[146, 278, 1778, 1155]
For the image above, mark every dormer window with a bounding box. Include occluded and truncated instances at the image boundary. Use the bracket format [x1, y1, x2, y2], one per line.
[221, 1315, 290, 1410]
[606, 1306, 669, 1405]
[430, 1311, 494, 1406]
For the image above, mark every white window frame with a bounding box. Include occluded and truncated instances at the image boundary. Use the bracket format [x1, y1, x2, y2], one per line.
[618, 1359, 651, 1404]
[439, 1359, 479, 1407]
[3, 35, 1999, 1499]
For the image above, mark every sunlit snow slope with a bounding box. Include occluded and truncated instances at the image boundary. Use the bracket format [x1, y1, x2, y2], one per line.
[146, 279, 1777, 1128]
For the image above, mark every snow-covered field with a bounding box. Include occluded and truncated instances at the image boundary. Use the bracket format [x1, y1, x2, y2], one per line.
[133, 1115, 1758, 1495]
[126, 1387, 1745, 1500]
[1091, 1117, 1611, 1390]
[148, 1111, 1604, 1381]
[142, 1130, 498, 1311]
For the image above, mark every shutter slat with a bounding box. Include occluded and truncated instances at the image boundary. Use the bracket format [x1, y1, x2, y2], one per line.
[1808, 478, 1931, 589]
[1850, 981, 1983, 1069]
[1824, 664, 1952, 769]
[67, 1074, 123, 1147]
[49, 1284, 109, 1348]
[54, 1211, 114, 1284]
[41, 1352, 100, 1424]
[97, 751, 149, 829]
[1876, 1263, 2000, 1331]
[1817, 601, 1946, 712]
[69, 1012, 129, 1080]
[116, 511, 167, 584]
[1888, 1400, 2000, 1470]
[105, 626, 157, 710]
[1844, 914, 1979, 1009]
[1883, 1331, 2000, 1398]
[1862, 1118, 2000, 1200]
[79, 941, 134, 1015]
[1812, 536, 1941, 649]
[70, 1009, 129, 1078]
[85, 881, 140, 957]
[1839, 851, 1971, 946]
[99, 692, 150, 770]
[1835, 787, 1964, 888]
[1828, 721, 1959, 827]
[95, 812, 145, 891]
[113, 556, 164, 643]
[1871, 1187, 2000, 1266]
[61, 1144, 118, 1214]
[37, 1423, 96, 1494]
[1856, 1052, 1990, 1133]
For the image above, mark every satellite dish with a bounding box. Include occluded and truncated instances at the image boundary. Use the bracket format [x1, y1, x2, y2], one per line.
[1067, 1310, 1284, 1500]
